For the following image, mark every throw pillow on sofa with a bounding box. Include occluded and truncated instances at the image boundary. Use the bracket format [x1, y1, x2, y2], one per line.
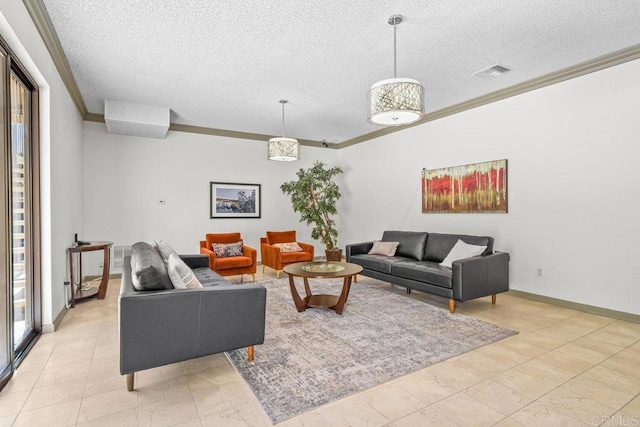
[440, 239, 486, 268]
[167, 253, 203, 289]
[154, 240, 178, 263]
[273, 242, 303, 252]
[368, 241, 400, 256]
[212, 241, 244, 257]
[130, 242, 174, 291]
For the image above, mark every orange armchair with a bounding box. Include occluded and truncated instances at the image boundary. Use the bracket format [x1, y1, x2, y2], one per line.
[260, 230, 314, 278]
[200, 233, 257, 282]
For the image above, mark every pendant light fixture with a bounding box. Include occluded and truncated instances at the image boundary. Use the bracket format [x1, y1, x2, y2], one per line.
[368, 15, 424, 126]
[268, 99, 299, 161]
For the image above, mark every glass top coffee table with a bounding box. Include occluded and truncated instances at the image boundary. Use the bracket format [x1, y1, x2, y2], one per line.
[283, 261, 363, 315]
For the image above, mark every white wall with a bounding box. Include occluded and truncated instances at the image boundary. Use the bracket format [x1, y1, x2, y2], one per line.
[82, 122, 340, 272]
[339, 58, 640, 315]
[1, 1, 84, 330]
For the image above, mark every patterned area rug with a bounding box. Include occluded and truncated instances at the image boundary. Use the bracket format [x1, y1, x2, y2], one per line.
[226, 278, 516, 424]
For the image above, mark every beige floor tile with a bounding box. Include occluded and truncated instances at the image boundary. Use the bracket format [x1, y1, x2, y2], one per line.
[359, 381, 426, 421]
[491, 418, 524, 427]
[88, 355, 120, 378]
[554, 313, 616, 335]
[76, 387, 138, 423]
[278, 411, 332, 426]
[430, 392, 505, 426]
[464, 379, 533, 416]
[138, 393, 201, 427]
[76, 408, 138, 427]
[136, 373, 193, 407]
[34, 360, 92, 388]
[535, 348, 598, 377]
[22, 377, 87, 411]
[200, 401, 268, 426]
[135, 363, 186, 387]
[510, 401, 586, 426]
[598, 351, 640, 382]
[315, 394, 389, 427]
[12, 398, 81, 427]
[16, 353, 50, 374]
[620, 394, 640, 414]
[492, 360, 571, 400]
[0, 389, 29, 417]
[388, 406, 458, 426]
[0, 370, 39, 394]
[393, 364, 479, 405]
[562, 371, 638, 409]
[587, 321, 640, 347]
[0, 413, 17, 427]
[84, 371, 129, 397]
[538, 386, 617, 424]
[191, 381, 255, 418]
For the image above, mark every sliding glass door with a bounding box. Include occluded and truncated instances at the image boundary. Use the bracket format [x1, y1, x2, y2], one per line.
[0, 38, 40, 391]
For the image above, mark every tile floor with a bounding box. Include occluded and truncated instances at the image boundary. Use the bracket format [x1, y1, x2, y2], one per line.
[1, 270, 639, 426]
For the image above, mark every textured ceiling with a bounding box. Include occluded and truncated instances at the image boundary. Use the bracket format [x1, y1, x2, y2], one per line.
[41, 0, 640, 144]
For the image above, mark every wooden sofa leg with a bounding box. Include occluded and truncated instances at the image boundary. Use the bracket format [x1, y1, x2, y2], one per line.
[240, 274, 244, 283]
[492, 294, 497, 304]
[449, 299, 456, 314]
[126, 373, 135, 391]
[247, 345, 255, 361]
[252, 273, 256, 282]
[276, 270, 281, 279]
[354, 274, 358, 283]
[406, 288, 411, 294]
[262, 265, 265, 273]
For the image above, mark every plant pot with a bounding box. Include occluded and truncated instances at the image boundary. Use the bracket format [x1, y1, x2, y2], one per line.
[325, 248, 343, 262]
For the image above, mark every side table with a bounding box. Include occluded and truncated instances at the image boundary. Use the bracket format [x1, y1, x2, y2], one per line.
[68, 241, 113, 307]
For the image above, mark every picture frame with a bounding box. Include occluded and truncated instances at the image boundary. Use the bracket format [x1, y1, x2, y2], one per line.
[210, 182, 261, 218]
[422, 159, 508, 213]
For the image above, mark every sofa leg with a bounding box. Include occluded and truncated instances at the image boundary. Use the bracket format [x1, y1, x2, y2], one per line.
[252, 273, 256, 282]
[449, 299, 456, 314]
[240, 274, 244, 283]
[492, 294, 497, 304]
[262, 265, 265, 273]
[247, 345, 255, 361]
[126, 373, 135, 391]
[406, 288, 411, 295]
[276, 270, 281, 279]
[354, 274, 358, 283]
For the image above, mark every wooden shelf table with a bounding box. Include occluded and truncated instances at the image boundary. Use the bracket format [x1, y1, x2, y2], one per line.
[68, 241, 113, 307]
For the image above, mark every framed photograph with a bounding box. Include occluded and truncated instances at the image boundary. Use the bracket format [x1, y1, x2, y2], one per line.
[210, 182, 261, 218]
[422, 159, 508, 213]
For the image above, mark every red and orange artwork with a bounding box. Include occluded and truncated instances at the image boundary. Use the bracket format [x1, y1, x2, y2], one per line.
[422, 159, 508, 213]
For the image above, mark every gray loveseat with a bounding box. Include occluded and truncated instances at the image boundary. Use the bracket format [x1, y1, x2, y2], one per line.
[119, 242, 266, 391]
[346, 231, 509, 313]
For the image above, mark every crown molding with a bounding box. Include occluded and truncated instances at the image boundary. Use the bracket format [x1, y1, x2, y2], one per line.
[23, 0, 88, 117]
[83, 115, 331, 147]
[23, 0, 640, 149]
[338, 43, 640, 149]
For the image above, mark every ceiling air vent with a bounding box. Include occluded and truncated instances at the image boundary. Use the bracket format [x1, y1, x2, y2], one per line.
[474, 64, 511, 79]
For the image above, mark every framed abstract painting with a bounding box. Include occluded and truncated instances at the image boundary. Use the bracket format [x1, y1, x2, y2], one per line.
[422, 159, 507, 213]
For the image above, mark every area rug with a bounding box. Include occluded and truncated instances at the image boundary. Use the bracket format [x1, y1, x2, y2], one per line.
[226, 278, 516, 424]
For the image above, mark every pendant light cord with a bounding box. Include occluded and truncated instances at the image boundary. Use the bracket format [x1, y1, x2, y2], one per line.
[393, 18, 397, 78]
[281, 102, 285, 138]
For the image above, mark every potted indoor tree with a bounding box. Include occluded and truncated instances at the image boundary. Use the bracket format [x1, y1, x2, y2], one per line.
[281, 161, 344, 261]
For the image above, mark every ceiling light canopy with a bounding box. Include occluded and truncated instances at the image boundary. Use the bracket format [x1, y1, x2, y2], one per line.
[369, 15, 424, 126]
[268, 100, 300, 162]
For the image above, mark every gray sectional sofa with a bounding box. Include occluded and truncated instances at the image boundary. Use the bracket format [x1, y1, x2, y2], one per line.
[346, 231, 509, 313]
[119, 242, 266, 391]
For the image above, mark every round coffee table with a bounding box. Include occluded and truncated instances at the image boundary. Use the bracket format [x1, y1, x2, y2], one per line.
[283, 261, 363, 315]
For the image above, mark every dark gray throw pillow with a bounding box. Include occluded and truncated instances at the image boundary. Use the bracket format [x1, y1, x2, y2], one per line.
[130, 242, 173, 291]
[382, 231, 428, 260]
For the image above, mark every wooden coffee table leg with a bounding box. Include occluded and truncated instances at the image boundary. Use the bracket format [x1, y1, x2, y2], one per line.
[333, 276, 353, 315]
[288, 275, 307, 312]
[303, 277, 312, 299]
